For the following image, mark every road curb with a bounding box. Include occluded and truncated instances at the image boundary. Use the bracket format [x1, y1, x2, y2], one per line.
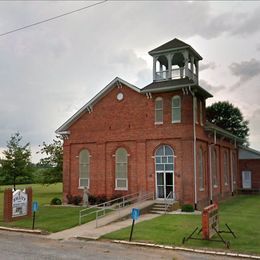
[113, 240, 260, 259]
[0, 226, 43, 234]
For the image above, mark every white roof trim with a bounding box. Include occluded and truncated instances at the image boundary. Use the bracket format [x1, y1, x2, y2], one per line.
[56, 77, 140, 133]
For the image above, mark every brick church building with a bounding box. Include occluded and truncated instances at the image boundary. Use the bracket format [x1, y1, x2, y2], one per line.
[56, 38, 244, 209]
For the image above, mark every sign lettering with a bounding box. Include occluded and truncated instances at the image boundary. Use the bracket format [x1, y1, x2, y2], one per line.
[12, 190, 28, 218]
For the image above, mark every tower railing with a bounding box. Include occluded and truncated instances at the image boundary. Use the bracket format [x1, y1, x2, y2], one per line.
[155, 68, 197, 82]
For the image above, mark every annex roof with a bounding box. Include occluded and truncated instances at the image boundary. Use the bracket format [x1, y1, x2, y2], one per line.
[141, 78, 213, 98]
[205, 122, 245, 144]
[149, 38, 203, 60]
[56, 77, 140, 134]
[239, 146, 260, 160]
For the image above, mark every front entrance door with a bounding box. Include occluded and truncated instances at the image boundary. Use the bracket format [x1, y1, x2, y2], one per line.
[156, 172, 174, 199]
[242, 171, 252, 189]
[155, 145, 174, 199]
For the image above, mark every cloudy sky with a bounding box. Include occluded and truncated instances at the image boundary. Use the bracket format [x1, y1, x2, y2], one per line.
[0, 1, 260, 162]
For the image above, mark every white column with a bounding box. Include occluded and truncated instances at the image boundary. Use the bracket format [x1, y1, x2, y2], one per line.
[195, 60, 199, 83]
[167, 54, 172, 79]
[183, 50, 189, 79]
[153, 57, 157, 81]
[191, 56, 194, 80]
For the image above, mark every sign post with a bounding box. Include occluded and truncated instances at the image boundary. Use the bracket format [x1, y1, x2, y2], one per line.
[129, 208, 140, 241]
[32, 201, 39, 230]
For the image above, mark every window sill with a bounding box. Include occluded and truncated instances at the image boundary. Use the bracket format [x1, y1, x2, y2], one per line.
[199, 188, 205, 192]
[213, 185, 218, 189]
[224, 183, 228, 186]
[155, 122, 163, 125]
[115, 188, 128, 191]
[78, 186, 89, 189]
[172, 121, 181, 124]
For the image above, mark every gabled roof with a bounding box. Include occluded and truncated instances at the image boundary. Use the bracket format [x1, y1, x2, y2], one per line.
[149, 38, 203, 60]
[141, 78, 213, 98]
[56, 77, 140, 134]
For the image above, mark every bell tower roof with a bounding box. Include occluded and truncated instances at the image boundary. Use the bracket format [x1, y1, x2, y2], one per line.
[149, 38, 203, 60]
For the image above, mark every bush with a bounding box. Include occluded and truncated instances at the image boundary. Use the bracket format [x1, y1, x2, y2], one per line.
[88, 194, 108, 205]
[72, 195, 82, 205]
[50, 197, 62, 205]
[181, 204, 194, 212]
[66, 194, 82, 205]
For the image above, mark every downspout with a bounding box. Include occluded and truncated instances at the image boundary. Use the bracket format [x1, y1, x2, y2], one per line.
[189, 86, 197, 210]
[209, 144, 213, 204]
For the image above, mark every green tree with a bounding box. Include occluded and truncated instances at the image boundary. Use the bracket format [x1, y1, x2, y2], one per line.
[206, 101, 249, 143]
[37, 136, 63, 185]
[1, 132, 32, 189]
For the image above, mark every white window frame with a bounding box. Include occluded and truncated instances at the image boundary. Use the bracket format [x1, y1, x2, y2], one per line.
[224, 151, 229, 186]
[78, 149, 90, 189]
[199, 148, 204, 191]
[155, 97, 163, 124]
[172, 95, 181, 123]
[212, 147, 218, 188]
[115, 148, 128, 191]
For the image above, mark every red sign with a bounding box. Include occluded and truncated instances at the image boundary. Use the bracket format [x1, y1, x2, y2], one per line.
[202, 203, 219, 239]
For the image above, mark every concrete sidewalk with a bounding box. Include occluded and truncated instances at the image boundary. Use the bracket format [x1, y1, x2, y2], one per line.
[48, 200, 157, 240]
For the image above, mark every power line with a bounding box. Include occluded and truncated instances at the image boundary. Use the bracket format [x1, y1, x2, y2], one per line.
[0, 0, 108, 37]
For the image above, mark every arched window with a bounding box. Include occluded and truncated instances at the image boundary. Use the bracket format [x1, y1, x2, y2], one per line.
[155, 97, 163, 124]
[115, 148, 128, 190]
[223, 151, 229, 186]
[79, 149, 90, 188]
[172, 96, 181, 123]
[212, 147, 218, 187]
[199, 148, 204, 190]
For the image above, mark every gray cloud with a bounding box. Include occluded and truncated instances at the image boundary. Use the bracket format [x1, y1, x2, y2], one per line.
[229, 59, 260, 90]
[231, 7, 260, 36]
[200, 62, 216, 71]
[200, 79, 226, 94]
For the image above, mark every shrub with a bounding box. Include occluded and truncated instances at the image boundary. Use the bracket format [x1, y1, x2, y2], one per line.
[181, 204, 194, 212]
[50, 197, 62, 205]
[72, 195, 82, 205]
[88, 194, 108, 205]
[66, 194, 82, 205]
[66, 194, 73, 204]
[96, 195, 107, 204]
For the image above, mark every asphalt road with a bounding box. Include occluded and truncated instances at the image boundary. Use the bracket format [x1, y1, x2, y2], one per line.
[0, 231, 241, 260]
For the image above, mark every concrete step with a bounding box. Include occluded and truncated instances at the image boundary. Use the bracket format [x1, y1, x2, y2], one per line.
[150, 210, 165, 214]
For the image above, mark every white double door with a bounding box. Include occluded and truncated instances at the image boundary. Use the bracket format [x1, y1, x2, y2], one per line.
[156, 171, 174, 199]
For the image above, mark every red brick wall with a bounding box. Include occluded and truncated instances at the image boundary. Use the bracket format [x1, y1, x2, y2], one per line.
[62, 82, 238, 208]
[239, 159, 260, 189]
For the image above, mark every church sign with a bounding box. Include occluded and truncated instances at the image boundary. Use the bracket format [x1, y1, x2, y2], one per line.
[12, 189, 28, 217]
[202, 203, 219, 239]
[3, 187, 32, 222]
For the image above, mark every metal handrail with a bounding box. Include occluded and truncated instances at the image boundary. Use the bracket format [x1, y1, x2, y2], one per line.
[79, 191, 154, 225]
[164, 191, 176, 214]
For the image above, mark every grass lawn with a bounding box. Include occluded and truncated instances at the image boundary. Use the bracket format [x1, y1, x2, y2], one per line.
[0, 183, 95, 233]
[103, 195, 260, 255]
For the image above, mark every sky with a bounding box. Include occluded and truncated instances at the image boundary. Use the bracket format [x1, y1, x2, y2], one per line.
[0, 1, 260, 162]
